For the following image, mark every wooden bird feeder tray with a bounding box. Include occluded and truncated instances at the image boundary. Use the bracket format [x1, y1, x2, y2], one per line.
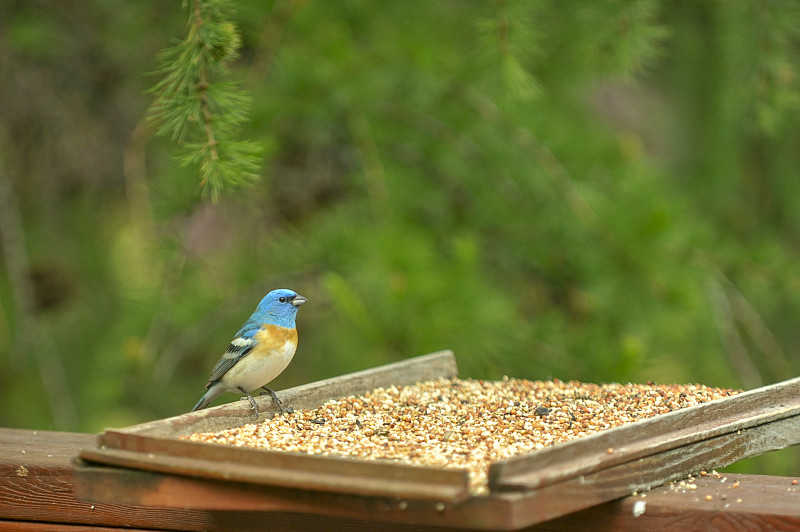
[76, 350, 800, 530]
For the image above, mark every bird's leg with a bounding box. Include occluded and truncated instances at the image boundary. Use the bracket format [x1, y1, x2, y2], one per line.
[259, 385, 286, 415]
[237, 386, 260, 415]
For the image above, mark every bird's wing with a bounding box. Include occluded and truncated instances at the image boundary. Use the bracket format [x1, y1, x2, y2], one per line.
[205, 322, 262, 385]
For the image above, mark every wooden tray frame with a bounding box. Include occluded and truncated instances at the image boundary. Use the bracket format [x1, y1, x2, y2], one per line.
[77, 350, 800, 530]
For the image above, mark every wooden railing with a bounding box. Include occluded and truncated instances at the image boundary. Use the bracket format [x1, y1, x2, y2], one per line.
[2, 427, 800, 531]
[5, 353, 800, 530]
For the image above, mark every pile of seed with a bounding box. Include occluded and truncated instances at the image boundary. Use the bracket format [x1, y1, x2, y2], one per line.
[187, 376, 739, 494]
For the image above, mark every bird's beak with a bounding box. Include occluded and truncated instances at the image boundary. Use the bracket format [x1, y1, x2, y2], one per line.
[292, 295, 308, 306]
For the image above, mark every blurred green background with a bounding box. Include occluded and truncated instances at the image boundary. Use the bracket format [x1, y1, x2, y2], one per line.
[1, 1, 799, 473]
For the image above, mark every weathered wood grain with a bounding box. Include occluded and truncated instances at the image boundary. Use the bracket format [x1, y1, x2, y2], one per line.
[536, 473, 800, 531]
[0, 429, 227, 531]
[79, 443, 471, 502]
[80, 351, 469, 502]
[3, 428, 800, 531]
[75, 412, 800, 529]
[117, 349, 458, 438]
[74, 461, 800, 531]
[73, 353, 800, 528]
[489, 409, 800, 526]
[490, 374, 800, 492]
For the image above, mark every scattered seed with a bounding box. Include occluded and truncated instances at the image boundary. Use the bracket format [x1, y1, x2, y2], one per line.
[187, 376, 739, 495]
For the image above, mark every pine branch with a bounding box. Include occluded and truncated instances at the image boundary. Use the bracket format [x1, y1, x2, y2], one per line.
[478, 1, 541, 102]
[149, 0, 263, 200]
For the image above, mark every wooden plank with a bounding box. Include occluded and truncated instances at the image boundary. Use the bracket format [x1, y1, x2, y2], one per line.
[536, 473, 800, 531]
[79, 443, 470, 502]
[73, 462, 800, 531]
[489, 375, 800, 492]
[114, 350, 458, 438]
[76, 411, 800, 529]
[74, 463, 519, 530]
[0, 429, 228, 532]
[80, 351, 470, 502]
[4, 428, 800, 531]
[488, 407, 800, 527]
[1, 427, 471, 531]
[74, 355, 800, 527]
[0, 521, 157, 532]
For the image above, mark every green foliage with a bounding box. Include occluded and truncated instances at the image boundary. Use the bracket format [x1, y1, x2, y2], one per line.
[1, 0, 800, 475]
[149, 0, 263, 199]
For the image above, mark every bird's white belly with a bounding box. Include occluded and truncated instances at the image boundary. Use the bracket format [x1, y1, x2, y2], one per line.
[220, 340, 296, 392]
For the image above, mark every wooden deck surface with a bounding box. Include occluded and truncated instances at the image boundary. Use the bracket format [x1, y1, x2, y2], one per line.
[2, 428, 799, 531]
[74, 352, 800, 528]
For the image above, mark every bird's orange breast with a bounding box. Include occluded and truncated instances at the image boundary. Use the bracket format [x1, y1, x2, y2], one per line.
[220, 324, 299, 391]
[253, 324, 298, 353]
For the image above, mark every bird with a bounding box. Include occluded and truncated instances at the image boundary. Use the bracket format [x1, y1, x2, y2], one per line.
[191, 288, 307, 415]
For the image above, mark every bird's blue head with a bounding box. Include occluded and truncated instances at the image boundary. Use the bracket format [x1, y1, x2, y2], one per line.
[254, 288, 307, 328]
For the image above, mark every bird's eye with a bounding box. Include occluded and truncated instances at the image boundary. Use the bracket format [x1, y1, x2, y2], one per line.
[279, 296, 287, 303]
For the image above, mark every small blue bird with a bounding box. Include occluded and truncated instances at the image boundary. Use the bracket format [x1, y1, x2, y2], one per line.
[191, 289, 307, 415]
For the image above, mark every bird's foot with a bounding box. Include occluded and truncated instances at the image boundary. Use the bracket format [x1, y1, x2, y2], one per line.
[237, 387, 260, 416]
[259, 386, 287, 416]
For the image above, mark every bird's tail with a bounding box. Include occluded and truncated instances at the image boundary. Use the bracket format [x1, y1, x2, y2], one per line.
[191, 395, 209, 412]
[191, 386, 219, 412]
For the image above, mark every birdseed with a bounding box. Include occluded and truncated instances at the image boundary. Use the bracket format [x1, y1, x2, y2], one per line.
[186, 376, 740, 494]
